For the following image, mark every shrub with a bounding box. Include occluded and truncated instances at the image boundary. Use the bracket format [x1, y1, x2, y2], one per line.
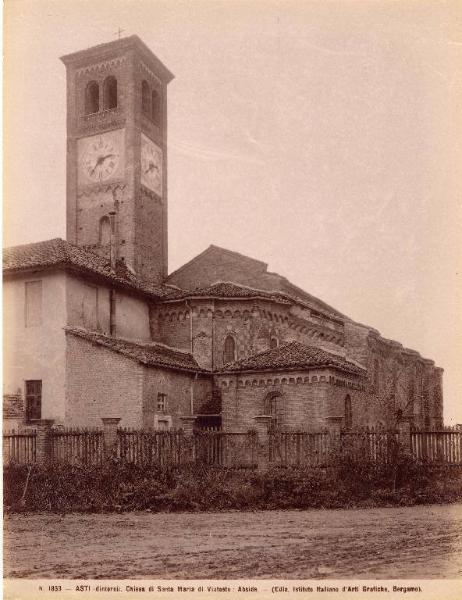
[4, 457, 462, 514]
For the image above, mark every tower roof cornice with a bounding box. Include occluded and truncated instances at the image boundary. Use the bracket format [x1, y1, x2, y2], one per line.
[60, 35, 174, 83]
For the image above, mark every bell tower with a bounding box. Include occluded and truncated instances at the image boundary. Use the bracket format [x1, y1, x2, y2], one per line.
[61, 36, 174, 285]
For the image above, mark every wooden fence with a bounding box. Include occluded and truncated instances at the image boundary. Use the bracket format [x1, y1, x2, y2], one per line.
[51, 428, 104, 465]
[3, 425, 462, 468]
[411, 429, 462, 465]
[339, 429, 400, 463]
[269, 431, 330, 466]
[269, 429, 401, 467]
[2, 428, 256, 468]
[118, 429, 188, 466]
[117, 429, 256, 468]
[3, 429, 36, 464]
[194, 431, 257, 467]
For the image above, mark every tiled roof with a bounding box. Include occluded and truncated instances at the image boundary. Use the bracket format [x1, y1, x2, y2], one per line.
[65, 327, 206, 373]
[167, 245, 268, 281]
[3, 238, 169, 299]
[219, 341, 364, 375]
[166, 244, 345, 320]
[163, 281, 292, 304]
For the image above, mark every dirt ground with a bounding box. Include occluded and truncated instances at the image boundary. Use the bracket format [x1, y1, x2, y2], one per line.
[4, 503, 462, 579]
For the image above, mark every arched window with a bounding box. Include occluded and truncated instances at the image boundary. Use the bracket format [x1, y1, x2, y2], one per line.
[99, 216, 111, 246]
[223, 335, 236, 364]
[344, 395, 352, 429]
[141, 80, 150, 114]
[152, 89, 161, 124]
[270, 337, 278, 349]
[103, 76, 117, 110]
[85, 81, 99, 115]
[265, 393, 278, 417]
[264, 391, 282, 430]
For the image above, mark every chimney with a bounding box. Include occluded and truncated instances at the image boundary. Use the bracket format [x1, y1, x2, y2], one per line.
[108, 211, 117, 271]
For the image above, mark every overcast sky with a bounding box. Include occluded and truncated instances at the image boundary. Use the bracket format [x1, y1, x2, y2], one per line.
[4, 0, 462, 423]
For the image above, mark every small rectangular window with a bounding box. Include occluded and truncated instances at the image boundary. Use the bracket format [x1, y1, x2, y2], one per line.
[25, 380, 42, 421]
[25, 281, 42, 327]
[157, 392, 167, 412]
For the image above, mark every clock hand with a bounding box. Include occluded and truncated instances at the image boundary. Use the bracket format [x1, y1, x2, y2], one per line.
[100, 153, 116, 162]
[90, 154, 116, 176]
[144, 162, 159, 174]
[90, 156, 104, 175]
[90, 162, 100, 176]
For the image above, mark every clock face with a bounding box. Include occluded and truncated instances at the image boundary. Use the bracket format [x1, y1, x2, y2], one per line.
[141, 134, 163, 196]
[78, 129, 124, 185]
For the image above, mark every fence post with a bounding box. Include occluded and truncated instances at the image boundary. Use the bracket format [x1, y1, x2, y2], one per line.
[30, 419, 54, 464]
[102, 418, 121, 459]
[253, 415, 273, 471]
[397, 419, 412, 453]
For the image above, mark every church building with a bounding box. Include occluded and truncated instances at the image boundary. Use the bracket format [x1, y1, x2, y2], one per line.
[3, 36, 444, 433]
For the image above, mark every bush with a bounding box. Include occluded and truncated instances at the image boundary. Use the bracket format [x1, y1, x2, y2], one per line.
[4, 457, 462, 514]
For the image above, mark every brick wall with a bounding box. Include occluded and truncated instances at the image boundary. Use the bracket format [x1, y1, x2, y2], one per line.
[156, 304, 195, 354]
[64, 38, 170, 286]
[65, 332, 213, 429]
[142, 368, 190, 429]
[366, 335, 444, 428]
[65, 333, 144, 427]
[167, 249, 444, 426]
[155, 298, 445, 430]
[344, 321, 371, 366]
[134, 188, 165, 284]
[142, 368, 212, 429]
[324, 385, 386, 427]
[193, 377, 217, 414]
[155, 298, 346, 371]
[217, 368, 365, 432]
